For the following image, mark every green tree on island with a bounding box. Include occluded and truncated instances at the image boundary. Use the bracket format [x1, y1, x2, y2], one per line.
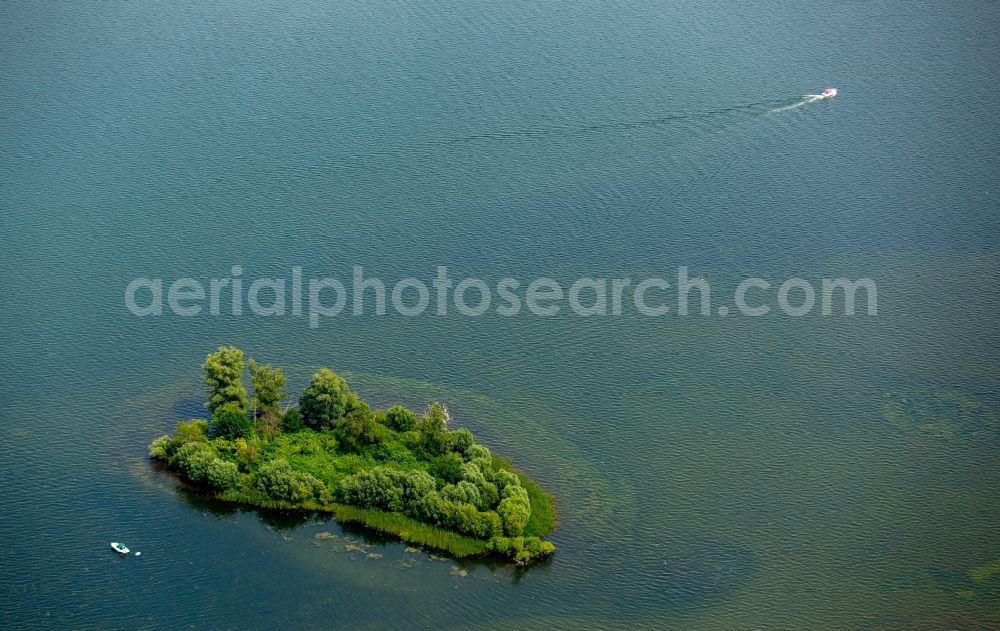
[202, 346, 248, 415]
[336, 392, 381, 451]
[281, 408, 304, 433]
[249, 359, 288, 438]
[419, 401, 451, 455]
[212, 402, 252, 440]
[248, 359, 288, 418]
[300, 367, 349, 430]
[385, 404, 418, 431]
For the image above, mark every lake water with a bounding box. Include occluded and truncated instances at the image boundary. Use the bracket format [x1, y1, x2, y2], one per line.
[2, 1, 999, 628]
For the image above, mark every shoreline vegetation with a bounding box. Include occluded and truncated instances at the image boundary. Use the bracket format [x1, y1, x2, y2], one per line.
[148, 347, 557, 564]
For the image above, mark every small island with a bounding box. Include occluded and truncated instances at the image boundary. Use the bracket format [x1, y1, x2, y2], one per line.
[149, 347, 556, 564]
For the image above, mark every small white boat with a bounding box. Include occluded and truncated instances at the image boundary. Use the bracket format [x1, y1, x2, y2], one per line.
[820, 87, 837, 99]
[111, 542, 130, 555]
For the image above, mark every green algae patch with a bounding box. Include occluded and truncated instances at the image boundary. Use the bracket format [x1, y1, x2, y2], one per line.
[969, 559, 1000, 583]
[883, 390, 999, 439]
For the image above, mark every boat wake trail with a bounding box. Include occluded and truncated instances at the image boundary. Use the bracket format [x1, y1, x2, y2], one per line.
[442, 100, 785, 146]
[770, 89, 836, 113]
[316, 91, 834, 170]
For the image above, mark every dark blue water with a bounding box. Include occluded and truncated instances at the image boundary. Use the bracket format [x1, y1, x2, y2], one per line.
[2, 1, 999, 628]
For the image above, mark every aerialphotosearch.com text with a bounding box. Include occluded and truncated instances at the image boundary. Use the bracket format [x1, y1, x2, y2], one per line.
[124, 265, 878, 328]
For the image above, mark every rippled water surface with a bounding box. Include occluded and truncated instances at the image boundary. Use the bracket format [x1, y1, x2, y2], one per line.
[2, 1, 999, 628]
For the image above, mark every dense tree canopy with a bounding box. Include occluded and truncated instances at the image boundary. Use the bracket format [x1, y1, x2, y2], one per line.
[420, 401, 449, 434]
[212, 402, 252, 440]
[299, 368, 349, 430]
[174, 419, 209, 444]
[256, 459, 329, 503]
[419, 402, 451, 455]
[385, 405, 418, 432]
[248, 359, 287, 419]
[335, 392, 380, 451]
[202, 346, 248, 414]
[281, 408, 304, 433]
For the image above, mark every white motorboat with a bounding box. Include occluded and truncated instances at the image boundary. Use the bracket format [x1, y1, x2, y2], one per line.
[111, 542, 130, 555]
